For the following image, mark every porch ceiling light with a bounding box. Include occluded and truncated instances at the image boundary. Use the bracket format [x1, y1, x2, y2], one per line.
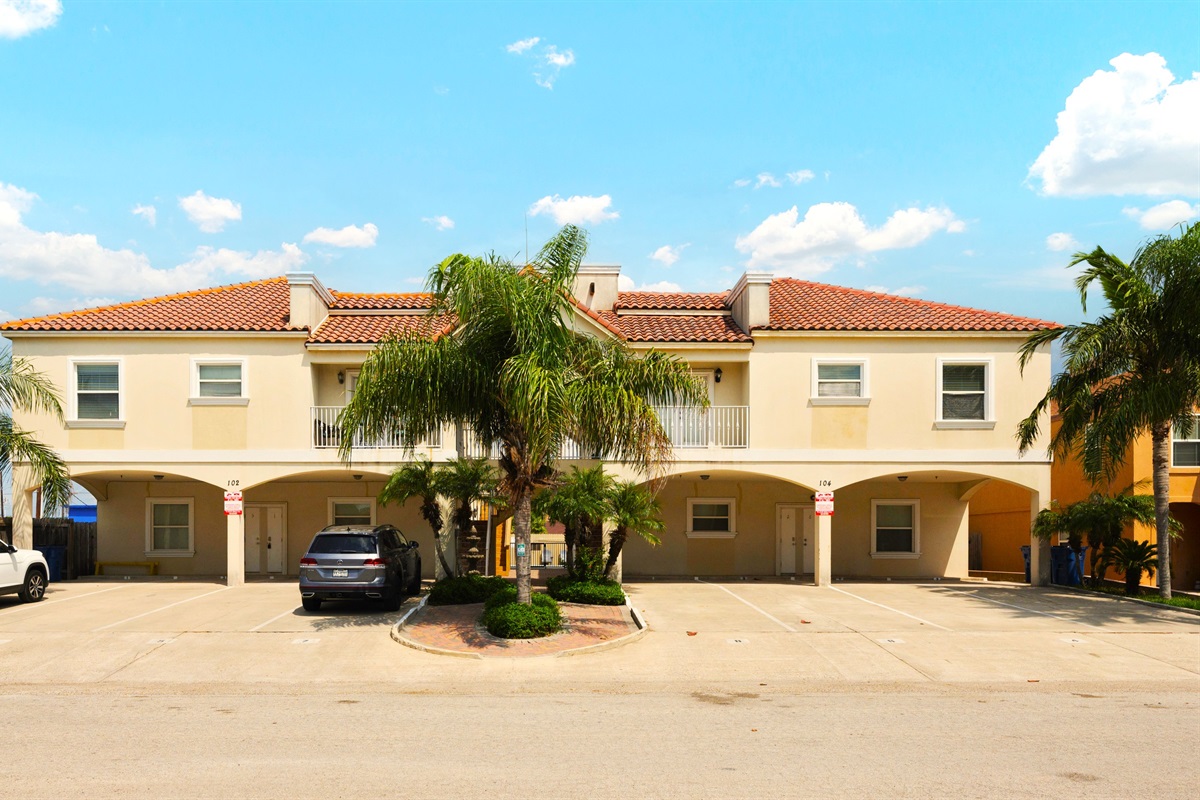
[699, 474, 710, 481]
[353, 474, 363, 481]
[153, 475, 164, 481]
[898, 475, 908, 482]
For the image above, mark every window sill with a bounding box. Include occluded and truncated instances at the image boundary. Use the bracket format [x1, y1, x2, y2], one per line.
[144, 550, 195, 558]
[685, 531, 737, 539]
[189, 397, 250, 406]
[870, 552, 921, 559]
[933, 420, 995, 430]
[810, 397, 871, 407]
[66, 420, 126, 429]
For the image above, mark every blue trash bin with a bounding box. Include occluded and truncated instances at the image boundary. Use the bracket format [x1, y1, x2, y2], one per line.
[1065, 546, 1089, 586]
[1019, 545, 1031, 583]
[34, 545, 66, 582]
[1050, 545, 1081, 585]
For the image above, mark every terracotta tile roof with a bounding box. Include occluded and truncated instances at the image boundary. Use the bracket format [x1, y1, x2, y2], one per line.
[309, 313, 457, 344]
[614, 291, 729, 311]
[764, 279, 1060, 332]
[598, 312, 751, 343]
[328, 291, 434, 310]
[0, 277, 300, 333]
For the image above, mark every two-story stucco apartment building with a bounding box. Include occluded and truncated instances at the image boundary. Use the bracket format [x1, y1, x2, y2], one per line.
[1, 267, 1059, 587]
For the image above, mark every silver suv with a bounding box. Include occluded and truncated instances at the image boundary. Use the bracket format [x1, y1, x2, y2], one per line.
[298, 525, 421, 612]
[0, 536, 49, 603]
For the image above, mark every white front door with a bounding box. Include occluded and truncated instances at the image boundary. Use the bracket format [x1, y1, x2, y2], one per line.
[778, 507, 798, 574]
[801, 507, 815, 574]
[244, 507, 262, 573]
[265, 505, 285, 573]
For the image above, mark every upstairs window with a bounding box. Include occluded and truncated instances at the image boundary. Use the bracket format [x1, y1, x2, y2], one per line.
[191, 359, 247, 404]
[937, 359, 993, 428]
[812, 359, 869, 404]
[1174, 416, 1200, 467]
[74, 361, 121, 420]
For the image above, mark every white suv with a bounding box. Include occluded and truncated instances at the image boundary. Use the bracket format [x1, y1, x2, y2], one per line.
[0, 536, 49, 603]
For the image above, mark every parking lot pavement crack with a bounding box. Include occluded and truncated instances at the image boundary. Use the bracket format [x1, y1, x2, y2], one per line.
[94, 638, 180, 684]
[1087, 634, 1200, 677]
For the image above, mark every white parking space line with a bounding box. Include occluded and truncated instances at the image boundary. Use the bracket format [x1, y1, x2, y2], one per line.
[695, 578, 798, 632]
[940, 587, 1101, 629]
[92, 587, 230, 631]
[828, 586, 952, 631]
[249, 606, 300, 632]
[0, 585, 128, 615]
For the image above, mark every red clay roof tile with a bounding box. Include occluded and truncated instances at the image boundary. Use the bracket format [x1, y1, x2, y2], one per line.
[599, 312, 750, 343]
[328, 291, 434, 310]
[614, 291, 729, 311]
[308, 313, 457, 344]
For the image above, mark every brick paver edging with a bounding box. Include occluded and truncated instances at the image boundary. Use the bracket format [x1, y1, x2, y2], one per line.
[390, 594, 648, 659]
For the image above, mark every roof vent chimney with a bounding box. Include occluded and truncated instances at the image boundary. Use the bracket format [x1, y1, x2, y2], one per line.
[286, 272, 333, 331]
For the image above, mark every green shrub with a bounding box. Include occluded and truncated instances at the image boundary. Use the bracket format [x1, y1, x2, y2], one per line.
[482, 592, 562, 638]
[483, 585, 518, 610]
[546, 575, 626, 605]
[427, 574, 510, 605]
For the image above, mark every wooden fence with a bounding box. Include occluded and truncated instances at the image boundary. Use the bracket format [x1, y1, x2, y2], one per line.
[0, 517, 97, 580]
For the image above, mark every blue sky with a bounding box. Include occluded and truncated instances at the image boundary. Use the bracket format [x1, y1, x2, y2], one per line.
[0, 0, 1197, 328]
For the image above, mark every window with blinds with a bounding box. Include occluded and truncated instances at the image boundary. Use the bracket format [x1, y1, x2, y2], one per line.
[75, 363, 120, 420]
[941, 363, 987, 421]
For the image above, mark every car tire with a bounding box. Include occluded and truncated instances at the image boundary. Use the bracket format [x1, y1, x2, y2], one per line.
[382, 591, 403, 612]
[302, 596, 322, 612]
[18, 567, 47, 603]
[406, 561, 422, 595]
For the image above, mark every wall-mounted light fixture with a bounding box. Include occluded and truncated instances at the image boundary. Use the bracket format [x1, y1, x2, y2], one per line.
[714, 367, 723, 383]
[337, 371, 345, 385]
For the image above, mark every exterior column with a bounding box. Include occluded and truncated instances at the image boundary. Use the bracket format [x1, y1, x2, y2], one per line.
[814, 512, 832, 586]
[1029, 490, 1050, 586]
[226, 507, 245, 587]
[10, 466, 37, 550]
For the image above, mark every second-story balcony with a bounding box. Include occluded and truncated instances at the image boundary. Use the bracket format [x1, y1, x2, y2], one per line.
[311, 406, 443, 450]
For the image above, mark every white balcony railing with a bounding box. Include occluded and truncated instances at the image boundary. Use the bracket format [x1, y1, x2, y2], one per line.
[311, 407, 443, 450]
[655, 405, 748, 449]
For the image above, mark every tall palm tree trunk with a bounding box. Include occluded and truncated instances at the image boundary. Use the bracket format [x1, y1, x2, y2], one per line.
[603, 528, 627, 579]
[514, 491, 533, 604]
[1152, 422, 1173, 599]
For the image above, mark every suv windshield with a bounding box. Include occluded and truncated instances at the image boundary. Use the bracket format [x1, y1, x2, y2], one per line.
[308, 534, 377, 554]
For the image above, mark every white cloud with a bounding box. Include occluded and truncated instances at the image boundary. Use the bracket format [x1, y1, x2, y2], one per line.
[1122, 200, 1200, 230]
[0, 0, 61, 39]
[506, 36, 540, 54]
[735, 201, 964, 274]
[617, 274, 635, 292]
[0, 308, 11, 322]
[131, 204, 157, 227]
[421, 215, 455, 231]
[0, 181, 307, 298]
[633, 280, 682, 292]
[755, 172, 781, 189]
[508, 37, 575, 89]
[733, 178, 751, 188]
[650, 243, 689, 267]
[302, 222, 379, 248]
[864, 285, 926, 298]
[1028, 53, 1200, 197]
[786, 170, 815, 185]
[178, 190, 242, 233]
[1046, 232, 1080, 252]
[529, 194, 618, 226]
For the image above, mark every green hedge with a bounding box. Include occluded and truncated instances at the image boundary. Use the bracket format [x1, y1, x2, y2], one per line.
[427, 575, 511, 606]
[546, 575, 626, 605]
[482, 591, 562, 639]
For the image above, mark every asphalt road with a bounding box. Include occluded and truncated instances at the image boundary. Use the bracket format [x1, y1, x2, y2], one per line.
[3, 579, 1197, 798]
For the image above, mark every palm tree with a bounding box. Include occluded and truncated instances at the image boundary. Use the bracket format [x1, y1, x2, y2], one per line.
[1, 353, 71, 517]
[1018, 222, 1200, 598]
[338, 226, 706, 603]
[437, 456, 501, 575]
[1032, 491, 1161, 588]
[1101, 538, 1158, 597]
[604, 480, 664, 580]
[378, 456, 453, 578]
[538, 465, 612, 579]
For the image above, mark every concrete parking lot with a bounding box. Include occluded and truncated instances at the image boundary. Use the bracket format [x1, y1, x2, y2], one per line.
[3, 578, 1197, 799]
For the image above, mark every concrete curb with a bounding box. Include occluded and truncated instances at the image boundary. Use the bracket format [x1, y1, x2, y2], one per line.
[1056, 584, 1200, 619]
[389, 590, 648, 659]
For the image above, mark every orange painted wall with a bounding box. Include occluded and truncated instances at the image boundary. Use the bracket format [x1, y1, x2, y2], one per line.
[969, 481, 1032, 574]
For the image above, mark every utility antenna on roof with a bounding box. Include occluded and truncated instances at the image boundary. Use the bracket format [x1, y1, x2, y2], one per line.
[525, 213, 529, 266]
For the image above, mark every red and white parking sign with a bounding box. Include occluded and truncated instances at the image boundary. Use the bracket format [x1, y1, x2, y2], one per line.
[224, 491, 244, 516]
[814, 491, 834, 516]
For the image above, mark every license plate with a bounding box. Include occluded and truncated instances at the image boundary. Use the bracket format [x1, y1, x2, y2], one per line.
[332, 569, 348, 578]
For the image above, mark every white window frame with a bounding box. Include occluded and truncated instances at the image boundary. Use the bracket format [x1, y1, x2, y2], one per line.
[189, 358, 249, 406]
[871, 499, 920, 559]
[1172, 414, 1200, 468]
[67, 357, 125, 429]
[328, 497, 376, 526]
[144, 497, 195, 557]
[686, 497, 737, 539]
[935, 358, 995, 429]
[810, 358, 870, 406]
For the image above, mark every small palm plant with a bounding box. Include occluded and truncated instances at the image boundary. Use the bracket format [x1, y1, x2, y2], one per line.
[378, 456, 453, 578]
[604, 480, 664, 580]
[1102, 538, 1158, 597]
[538, 465, 612, 579]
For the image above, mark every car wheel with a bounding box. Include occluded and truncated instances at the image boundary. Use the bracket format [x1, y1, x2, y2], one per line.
[382, 591, 403, 612]
[406, 561, 422, 595]
[301, 596, 322, 612]
[18, 567, 47, 603]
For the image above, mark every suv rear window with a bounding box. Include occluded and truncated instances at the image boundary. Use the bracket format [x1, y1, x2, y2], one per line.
[308, 534, 377, 554]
